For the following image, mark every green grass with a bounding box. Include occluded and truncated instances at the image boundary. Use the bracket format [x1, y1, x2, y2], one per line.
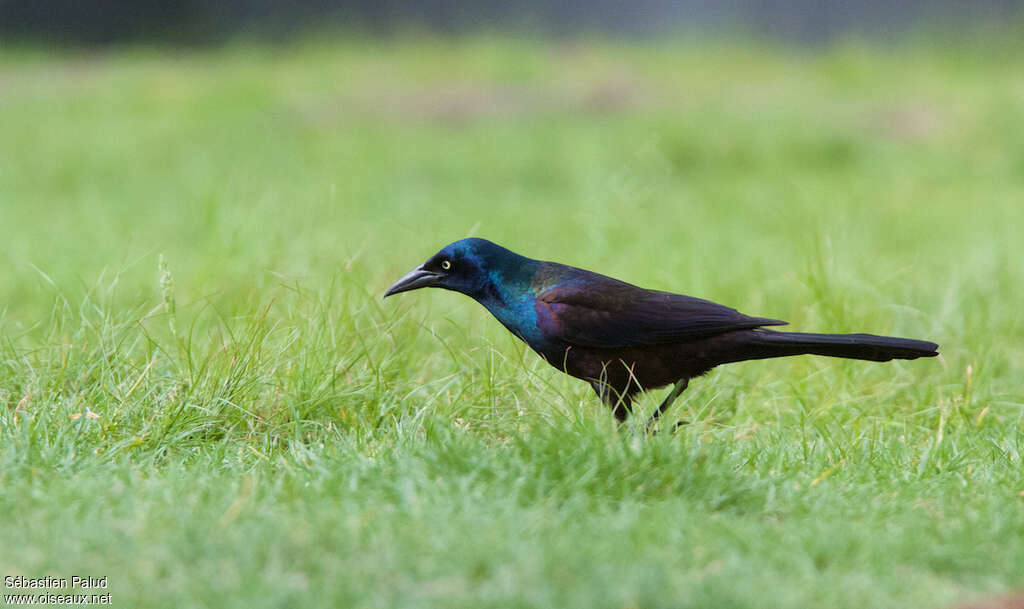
[1, 35, 1023, 608]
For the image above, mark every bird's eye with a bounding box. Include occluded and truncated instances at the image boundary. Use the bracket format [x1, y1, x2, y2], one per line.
[441, 260, 452, 270]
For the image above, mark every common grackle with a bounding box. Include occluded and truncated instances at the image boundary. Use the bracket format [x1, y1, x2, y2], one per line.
[385, 238, 938, 427]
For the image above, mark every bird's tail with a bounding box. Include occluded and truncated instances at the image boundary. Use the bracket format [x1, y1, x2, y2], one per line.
[736, 329, 938, 363]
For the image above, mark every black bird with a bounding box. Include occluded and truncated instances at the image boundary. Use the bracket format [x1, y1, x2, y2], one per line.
[385, 239, 938, 427]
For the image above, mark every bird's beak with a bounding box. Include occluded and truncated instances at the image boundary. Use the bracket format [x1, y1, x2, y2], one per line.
[384, 265, 441, 297]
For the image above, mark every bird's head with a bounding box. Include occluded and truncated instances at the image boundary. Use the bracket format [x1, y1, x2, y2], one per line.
[384, 238, 531, 301]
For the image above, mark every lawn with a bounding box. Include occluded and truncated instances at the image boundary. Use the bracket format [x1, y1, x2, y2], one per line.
[1, 34, 1023, 608]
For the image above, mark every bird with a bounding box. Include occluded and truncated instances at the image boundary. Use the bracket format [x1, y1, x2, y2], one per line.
[384, 238, 938, 428]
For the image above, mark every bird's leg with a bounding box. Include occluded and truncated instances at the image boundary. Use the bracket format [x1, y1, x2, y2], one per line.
[590, 380, 632, 422]
[645, 379, 689, 432]
[610, 394, 632, 423]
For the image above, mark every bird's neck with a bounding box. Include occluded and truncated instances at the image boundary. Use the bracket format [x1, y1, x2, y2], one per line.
[472, 259, 544, 343]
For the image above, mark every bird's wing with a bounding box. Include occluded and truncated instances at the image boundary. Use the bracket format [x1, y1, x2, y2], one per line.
[535, 275, 786, 348]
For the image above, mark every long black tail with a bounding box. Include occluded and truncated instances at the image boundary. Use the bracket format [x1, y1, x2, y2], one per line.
[741, 329, 939, 363]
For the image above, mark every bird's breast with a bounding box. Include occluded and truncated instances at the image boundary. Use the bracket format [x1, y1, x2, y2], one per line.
[481, 294, 546, 346]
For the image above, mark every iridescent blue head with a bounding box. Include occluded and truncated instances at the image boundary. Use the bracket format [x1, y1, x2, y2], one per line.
[384, 238, 536, 302]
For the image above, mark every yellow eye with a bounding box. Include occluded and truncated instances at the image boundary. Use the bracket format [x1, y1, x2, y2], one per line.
[441, 260, 451, 270]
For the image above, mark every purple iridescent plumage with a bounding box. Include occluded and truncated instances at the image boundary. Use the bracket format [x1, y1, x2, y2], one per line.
[385, 238, 938, 424]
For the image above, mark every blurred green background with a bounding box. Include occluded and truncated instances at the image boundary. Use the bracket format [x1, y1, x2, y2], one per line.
[1, 25, 1023, 609]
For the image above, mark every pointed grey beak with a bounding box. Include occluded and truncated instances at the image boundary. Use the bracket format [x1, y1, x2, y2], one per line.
[384, 265, 441, 297]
